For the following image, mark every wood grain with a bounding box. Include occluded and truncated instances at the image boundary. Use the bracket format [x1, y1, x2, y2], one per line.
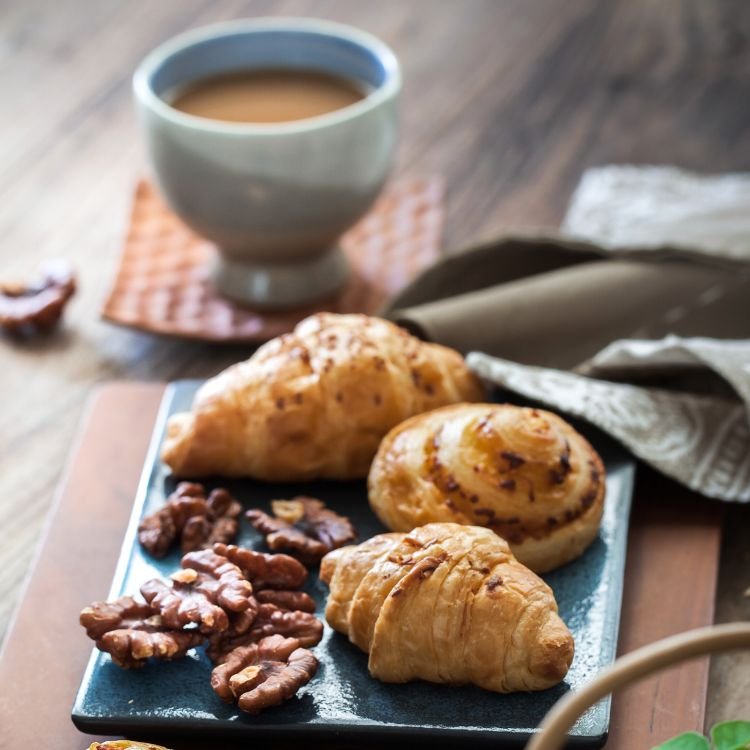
[0, 384, 166, 750]
[609, 469, 723, 747]
[0, 384, 723, 749]
[1, 0, 749, 734]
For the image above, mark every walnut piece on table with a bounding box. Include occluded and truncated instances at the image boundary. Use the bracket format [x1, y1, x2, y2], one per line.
[79, 596, 203, 668]
[210, 634, 318, 714]
[246, 496, 356, 564]
[140, 549, 255, 634]
[138, 482, 240, 558]
[207, 603, 323, 664]
[0, 260, 75, 334]
[213, 542, 308, 589]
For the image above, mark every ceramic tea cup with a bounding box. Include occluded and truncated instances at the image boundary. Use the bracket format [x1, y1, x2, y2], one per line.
[133, 18, 400, 309]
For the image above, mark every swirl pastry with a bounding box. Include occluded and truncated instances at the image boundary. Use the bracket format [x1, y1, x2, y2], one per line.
[321, 523, 574, 692]
[368, 404, 605, 573]
[162, 313, 484, 480]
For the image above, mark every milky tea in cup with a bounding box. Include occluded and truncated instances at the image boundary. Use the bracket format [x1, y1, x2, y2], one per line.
[169, 68, 367, 124]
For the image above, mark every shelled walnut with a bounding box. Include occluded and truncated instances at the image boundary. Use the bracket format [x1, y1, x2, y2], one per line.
[210, 635, 318, 714]
[80, 543, 325, 714]
[138, 483, 240, 558]
[207, 603, 323, 664]
[246, 497, 356, 564]
[140, 549, 254, 634]
[244, 604, 323, 648]
[79, 596, 203, 668]
[0, 260, 76, 334]
[213, 542, 308, 589]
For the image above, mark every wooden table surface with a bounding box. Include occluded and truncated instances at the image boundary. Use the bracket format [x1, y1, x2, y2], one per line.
[1, 0, 749, 732]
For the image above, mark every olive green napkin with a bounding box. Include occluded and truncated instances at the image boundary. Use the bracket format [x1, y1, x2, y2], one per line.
[383, 166, 750, 501]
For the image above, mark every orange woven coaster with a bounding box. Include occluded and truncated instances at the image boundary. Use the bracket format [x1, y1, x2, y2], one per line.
[102, 177, 444, 343]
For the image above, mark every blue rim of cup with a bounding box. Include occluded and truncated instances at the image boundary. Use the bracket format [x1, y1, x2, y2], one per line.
[133, 17, 402, 136]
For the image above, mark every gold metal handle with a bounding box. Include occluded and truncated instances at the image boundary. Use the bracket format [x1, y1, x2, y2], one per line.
[526, 622, 750, 750]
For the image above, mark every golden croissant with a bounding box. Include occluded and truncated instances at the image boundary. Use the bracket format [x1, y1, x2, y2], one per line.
[320, 523, 574, 692]
[368, 404, 605, 573]
[162, 313, 484, 480]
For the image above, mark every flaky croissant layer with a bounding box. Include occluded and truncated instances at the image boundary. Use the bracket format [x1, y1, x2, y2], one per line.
[368, 404, 605, 573]
[161, 313, 485, 480]
[321, 523, 574, 692]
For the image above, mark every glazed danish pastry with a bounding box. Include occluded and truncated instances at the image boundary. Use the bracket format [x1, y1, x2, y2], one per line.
[162, 313, 484, 480]
[368, 404, 605, 573]
[320, 523, 574, 692]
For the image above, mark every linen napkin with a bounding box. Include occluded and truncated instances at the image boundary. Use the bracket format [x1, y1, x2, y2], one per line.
[563, 165, 750, 259]
[384, 166, 750, 501]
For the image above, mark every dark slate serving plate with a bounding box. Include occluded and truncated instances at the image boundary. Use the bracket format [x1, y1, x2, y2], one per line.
[72, 380, 635, 748]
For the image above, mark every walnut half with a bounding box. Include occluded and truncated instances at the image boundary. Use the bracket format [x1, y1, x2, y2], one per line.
[0, 260, 75, 334]
[207, 603, 323, 664]
[138, 483, 240, 558]
[246, 496, 356, 564]
[79, 596, 203, 668]
[140, 548, 255, 634]
[210, 635, 318, 714]
[213, 542, 308, 589]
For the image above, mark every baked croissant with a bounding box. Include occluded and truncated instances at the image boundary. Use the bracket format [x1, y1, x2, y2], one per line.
[162, 313, 484, 480]
[368, 404, 605, 573]
[320, 523, 574, 692]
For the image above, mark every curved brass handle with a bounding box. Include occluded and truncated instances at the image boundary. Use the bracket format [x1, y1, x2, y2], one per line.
[526, 622, 750, 750]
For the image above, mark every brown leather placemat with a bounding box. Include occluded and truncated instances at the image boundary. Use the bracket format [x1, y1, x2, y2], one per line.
[0, 383, 722, 749]
[101, 178, 444, 343]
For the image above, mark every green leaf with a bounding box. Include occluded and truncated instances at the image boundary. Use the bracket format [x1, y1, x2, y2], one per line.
[652, 731, 710, 750]
[711, 720, 750, 750]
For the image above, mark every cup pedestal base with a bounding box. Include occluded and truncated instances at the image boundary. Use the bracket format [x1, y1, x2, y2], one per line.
[212, 246, 349, 310]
